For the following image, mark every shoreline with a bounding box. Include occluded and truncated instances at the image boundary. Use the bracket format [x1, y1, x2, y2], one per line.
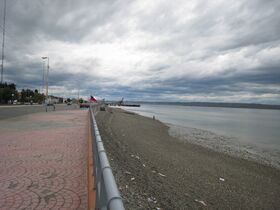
[120, 104, 280, 149]
[168, 124, 280, 170]
[96, 107, 280, 209]
[120, 105, 280, 170]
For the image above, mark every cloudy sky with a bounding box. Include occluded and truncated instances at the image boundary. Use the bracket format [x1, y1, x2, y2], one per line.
[1, 0, 280, 103]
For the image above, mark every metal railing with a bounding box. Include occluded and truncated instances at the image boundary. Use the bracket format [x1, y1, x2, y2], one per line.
[89, 106, 125, 210]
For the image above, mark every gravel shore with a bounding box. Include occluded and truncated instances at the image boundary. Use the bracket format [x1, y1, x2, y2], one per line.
[96, 108, 280, 210]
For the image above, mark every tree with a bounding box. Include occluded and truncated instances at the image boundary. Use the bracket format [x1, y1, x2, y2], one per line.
[20, 89, 27, 103]
[8, 83, 16, 90]
[33, 92, 44, 104]
[0, 83, 47, 104]
[0, 83, 17, 104]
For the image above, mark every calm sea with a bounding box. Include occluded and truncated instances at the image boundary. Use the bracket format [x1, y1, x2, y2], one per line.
[121, 104, 280, 149]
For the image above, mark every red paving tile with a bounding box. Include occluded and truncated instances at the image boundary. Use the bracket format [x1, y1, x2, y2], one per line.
[0, 110, 89, 210]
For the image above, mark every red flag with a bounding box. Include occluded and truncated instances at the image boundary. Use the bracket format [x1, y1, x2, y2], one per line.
[90, 95, 97, 102]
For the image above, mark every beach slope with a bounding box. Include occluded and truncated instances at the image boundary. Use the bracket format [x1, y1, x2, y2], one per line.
[96, 108, 280, 209]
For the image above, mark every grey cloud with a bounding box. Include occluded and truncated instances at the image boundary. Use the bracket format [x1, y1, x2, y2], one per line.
[136, 0, 280, 55]
[0, 0, 279, 103]
[127, 65, 280, 98]
[5, 0, 126, 43]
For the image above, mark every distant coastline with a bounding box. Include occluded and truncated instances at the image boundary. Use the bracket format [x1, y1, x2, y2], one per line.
[126, 101, 280, 110]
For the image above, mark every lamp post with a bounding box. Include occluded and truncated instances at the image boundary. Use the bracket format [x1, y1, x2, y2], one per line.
[42, 61, 45, 95]
[41, 57, 49, 100]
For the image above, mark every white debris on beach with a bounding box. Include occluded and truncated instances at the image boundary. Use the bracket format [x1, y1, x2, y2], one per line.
[125, 171, 132, 175]
[147, 197, 157, 204]
[131, 154, 141, 160]
[158, 173, 166, 177]
[195, 199, 207, 206]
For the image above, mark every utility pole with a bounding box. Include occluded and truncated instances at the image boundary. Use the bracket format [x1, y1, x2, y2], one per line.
[1, 0, 6, 84]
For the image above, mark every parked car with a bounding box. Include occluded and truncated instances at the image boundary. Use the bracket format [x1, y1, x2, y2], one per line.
[80, 103, 90, 108]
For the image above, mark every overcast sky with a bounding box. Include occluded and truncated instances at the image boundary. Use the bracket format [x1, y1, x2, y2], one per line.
[1, 0, 280, 103]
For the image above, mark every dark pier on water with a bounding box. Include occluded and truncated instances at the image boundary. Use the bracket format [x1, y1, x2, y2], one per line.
[120, 104, 141, 107]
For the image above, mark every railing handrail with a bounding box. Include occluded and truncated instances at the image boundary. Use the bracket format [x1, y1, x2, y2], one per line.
[89, 106, 125, 210]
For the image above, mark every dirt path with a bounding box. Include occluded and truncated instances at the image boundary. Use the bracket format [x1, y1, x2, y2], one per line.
[96, 108, 280, 210]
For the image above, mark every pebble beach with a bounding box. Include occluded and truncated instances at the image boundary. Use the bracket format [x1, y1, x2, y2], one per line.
[96, 107, 280, 210]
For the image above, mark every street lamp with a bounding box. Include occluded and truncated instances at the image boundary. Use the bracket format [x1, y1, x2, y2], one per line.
[41, 56, 49, 101]
[42, 61, 45, 95]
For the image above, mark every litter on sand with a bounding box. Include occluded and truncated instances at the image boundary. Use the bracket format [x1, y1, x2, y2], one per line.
[219, 177, 225, 182]
[130, 154, 141, 160]
[158, 173, 166, 177]
[130, 177, 135, 181]
[147, 197, 157, 204]
[125, 171, 132, 175]
[195, 199, 207, 206]
[142, 164, 146, 167]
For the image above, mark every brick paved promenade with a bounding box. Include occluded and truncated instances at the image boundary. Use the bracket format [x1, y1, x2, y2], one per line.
[0, 110, 89, 210]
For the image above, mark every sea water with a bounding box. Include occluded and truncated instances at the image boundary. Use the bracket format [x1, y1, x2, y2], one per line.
[121, 104, 280, 168]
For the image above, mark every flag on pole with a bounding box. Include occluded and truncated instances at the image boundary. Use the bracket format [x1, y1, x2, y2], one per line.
[90, 95, 97, 102]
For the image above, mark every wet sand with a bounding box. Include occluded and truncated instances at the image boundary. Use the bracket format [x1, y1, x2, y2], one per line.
[96, 108, 280, 209]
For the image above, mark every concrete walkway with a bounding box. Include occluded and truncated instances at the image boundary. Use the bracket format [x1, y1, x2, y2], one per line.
[0, 110, 89, 210]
